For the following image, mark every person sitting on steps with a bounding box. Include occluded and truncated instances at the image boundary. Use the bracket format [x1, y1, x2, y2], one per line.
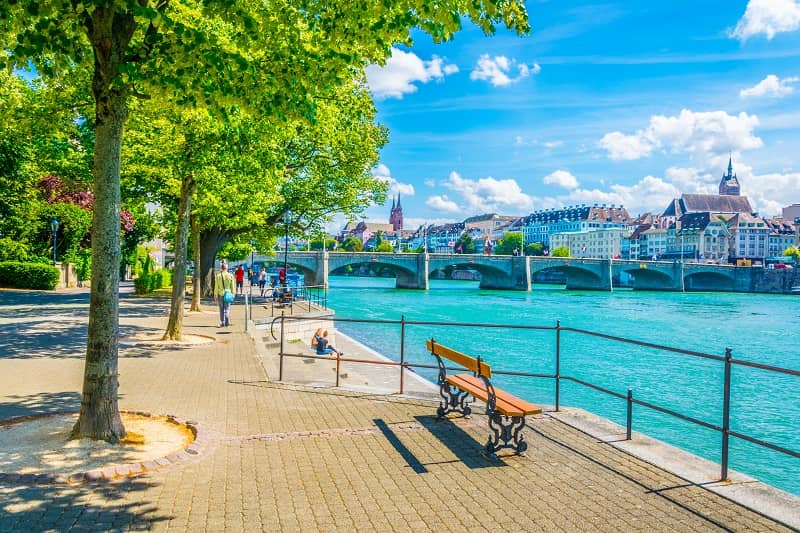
[315, 329, 342, 357]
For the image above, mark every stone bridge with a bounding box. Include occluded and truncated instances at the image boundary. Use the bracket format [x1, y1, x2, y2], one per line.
[251, 252, 784, 292]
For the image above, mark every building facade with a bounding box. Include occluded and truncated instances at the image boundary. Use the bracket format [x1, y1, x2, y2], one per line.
[549, 228, 628, 259]
[520, 205, 631, 247]
[727, 212, 769, 263]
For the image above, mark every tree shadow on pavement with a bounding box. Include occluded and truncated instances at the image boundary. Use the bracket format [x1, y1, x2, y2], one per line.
[0, 477, 171, 531]
[0, 391, 81, 420]
[0, 321, 163, 359]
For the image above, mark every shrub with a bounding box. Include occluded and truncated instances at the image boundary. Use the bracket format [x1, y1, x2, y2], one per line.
[133, 269, 173, 294]
[0, 261, 61, 290]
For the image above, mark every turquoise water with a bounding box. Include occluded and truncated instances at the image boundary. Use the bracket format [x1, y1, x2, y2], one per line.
[326, 276, 800, 495]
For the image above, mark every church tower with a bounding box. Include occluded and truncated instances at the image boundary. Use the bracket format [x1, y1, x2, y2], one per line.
[389, 194, 403, 231]
[719, 156, 741, 196]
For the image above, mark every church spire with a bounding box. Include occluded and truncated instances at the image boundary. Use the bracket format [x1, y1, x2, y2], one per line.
[391, 195, 396, 209]
[397, 193, 401, 208]
[727, 154, 733, 175]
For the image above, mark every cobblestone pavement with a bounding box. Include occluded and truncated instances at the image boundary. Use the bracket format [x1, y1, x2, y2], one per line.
[0, 287, 794, 532]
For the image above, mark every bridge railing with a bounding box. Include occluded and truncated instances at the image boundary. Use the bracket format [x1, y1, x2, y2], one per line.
[274, 313, 799, 487]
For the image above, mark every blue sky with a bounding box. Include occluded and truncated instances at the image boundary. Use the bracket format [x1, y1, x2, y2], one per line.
[354, 0, 800, 230]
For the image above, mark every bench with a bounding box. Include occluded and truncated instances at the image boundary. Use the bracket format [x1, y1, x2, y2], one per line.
[427, 338, 542, 457]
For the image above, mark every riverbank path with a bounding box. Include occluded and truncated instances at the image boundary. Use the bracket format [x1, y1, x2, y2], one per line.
[0, 285, 794, 531]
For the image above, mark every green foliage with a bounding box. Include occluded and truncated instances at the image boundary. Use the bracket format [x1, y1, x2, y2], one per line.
[218, 241, 251, 261]
[40, 202, 92, 263]
[494, 232, 523, 255]
[551, 246, 571, 257]
[374, 241, 394, 253]
[525, 242, 544, 256]
[341, 237, 363, 252]
[0, 238, 32, 262]
[133, 269, 172, 295]
[0, 261, 60, 290]
[783, 246, 800, 264]
[455, 232, 475, 254]
[75, 249, 92, 282]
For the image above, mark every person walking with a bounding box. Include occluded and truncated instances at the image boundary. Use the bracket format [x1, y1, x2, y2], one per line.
[234, 265, 245, 295]
[214, 262, 235, 327]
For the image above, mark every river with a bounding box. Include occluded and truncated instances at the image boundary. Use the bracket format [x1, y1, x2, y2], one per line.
[325, 276, 800, 496]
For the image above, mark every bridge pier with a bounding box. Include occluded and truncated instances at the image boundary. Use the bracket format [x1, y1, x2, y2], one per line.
[564, 259, 612, 291]
[396, 253, 429, 290]
[478, 256, 530, 291]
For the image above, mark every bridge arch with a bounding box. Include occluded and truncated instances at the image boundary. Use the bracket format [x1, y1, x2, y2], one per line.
[684, 271, 735, 291]
[530, 260, 609, 290]
[618, 266, 676, 291]
[328, 253, 422, 289]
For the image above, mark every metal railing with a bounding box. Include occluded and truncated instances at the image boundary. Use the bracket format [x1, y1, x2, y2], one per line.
[247, 283, 328, 317]
[274, 313, 799, 483]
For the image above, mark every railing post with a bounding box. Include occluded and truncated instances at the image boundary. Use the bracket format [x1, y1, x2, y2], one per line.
[279, 310, 285, 381]
[626, 388, 633, 440]
[555, 320, 561, 412]
[335, 351, 341, 387]
[245, 293, 249, 333]
[399, 315, 406, 394]
[721, 347, 732, 481]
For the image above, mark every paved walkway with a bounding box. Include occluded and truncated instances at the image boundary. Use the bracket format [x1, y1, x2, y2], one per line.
[0, 287, 795, 531]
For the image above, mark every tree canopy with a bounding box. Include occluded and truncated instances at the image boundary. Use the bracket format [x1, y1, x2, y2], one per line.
[1, 0, 529, 442]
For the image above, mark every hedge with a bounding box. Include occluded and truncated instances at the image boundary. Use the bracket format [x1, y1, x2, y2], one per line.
[0, 261, 61, 290]
[133, 269, 173, 295]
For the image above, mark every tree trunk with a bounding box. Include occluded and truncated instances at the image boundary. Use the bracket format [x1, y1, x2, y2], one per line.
[199, 227, 230, 297]
[162, 173, 196, 341]
[190, 215, 202, 312]
[72, 8, 137, 442]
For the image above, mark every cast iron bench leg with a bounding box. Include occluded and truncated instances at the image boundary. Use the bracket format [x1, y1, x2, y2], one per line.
[485, 414, 528, 457]
[437, 383, 472, 419]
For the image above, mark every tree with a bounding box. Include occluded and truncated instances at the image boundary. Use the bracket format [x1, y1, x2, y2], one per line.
[494, 232, 523, 255]
[341, 237, 363, 252]
[552, 246, 571, 257]
[525, 242, 544, 256]
[2, 0, 529, 443]
[783, 246, 800, 264]
[455, 232, 476, 254]
[374, 241, 394, 253]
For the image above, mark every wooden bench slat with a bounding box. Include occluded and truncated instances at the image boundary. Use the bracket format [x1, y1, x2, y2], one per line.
[446, 374, 542, 416]
[426, 339, 492, 378]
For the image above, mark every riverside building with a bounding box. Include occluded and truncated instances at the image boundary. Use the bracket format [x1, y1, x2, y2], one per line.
[520, 205, 631, 248]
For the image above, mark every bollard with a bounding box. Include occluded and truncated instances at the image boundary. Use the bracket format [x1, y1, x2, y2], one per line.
[626, 388, 633, 440]
[335, 351, 341, 388]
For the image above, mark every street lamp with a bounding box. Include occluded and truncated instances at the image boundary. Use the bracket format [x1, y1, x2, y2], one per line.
[50, 218, 59, 265]
[282, 208, 291, 292]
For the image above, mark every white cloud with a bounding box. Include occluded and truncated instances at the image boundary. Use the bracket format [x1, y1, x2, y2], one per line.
[404, 217, 457, 229]
[366, 48, 458, 100]
[725, 162, 800, 216]
[444, 171, 533, 212]
[598, 109, 763, 161]
[373, 163, 415, 196]
[543, 140, 564, 149]
[424, 179, 436, 187]
[731, 0, 800, 41]
[740, 74, 800, 98]
[663, 166, 717, 194]
[426, 195, 461, 213]
[470, 54, 540, 87]
[598, 131, 654, 160]
[542, 170, 579, 190]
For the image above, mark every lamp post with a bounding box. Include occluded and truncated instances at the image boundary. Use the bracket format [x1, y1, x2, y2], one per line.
[250, 240, 255, 297]
[282, 208, 291, 292]
[50, 218, 59, 265]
